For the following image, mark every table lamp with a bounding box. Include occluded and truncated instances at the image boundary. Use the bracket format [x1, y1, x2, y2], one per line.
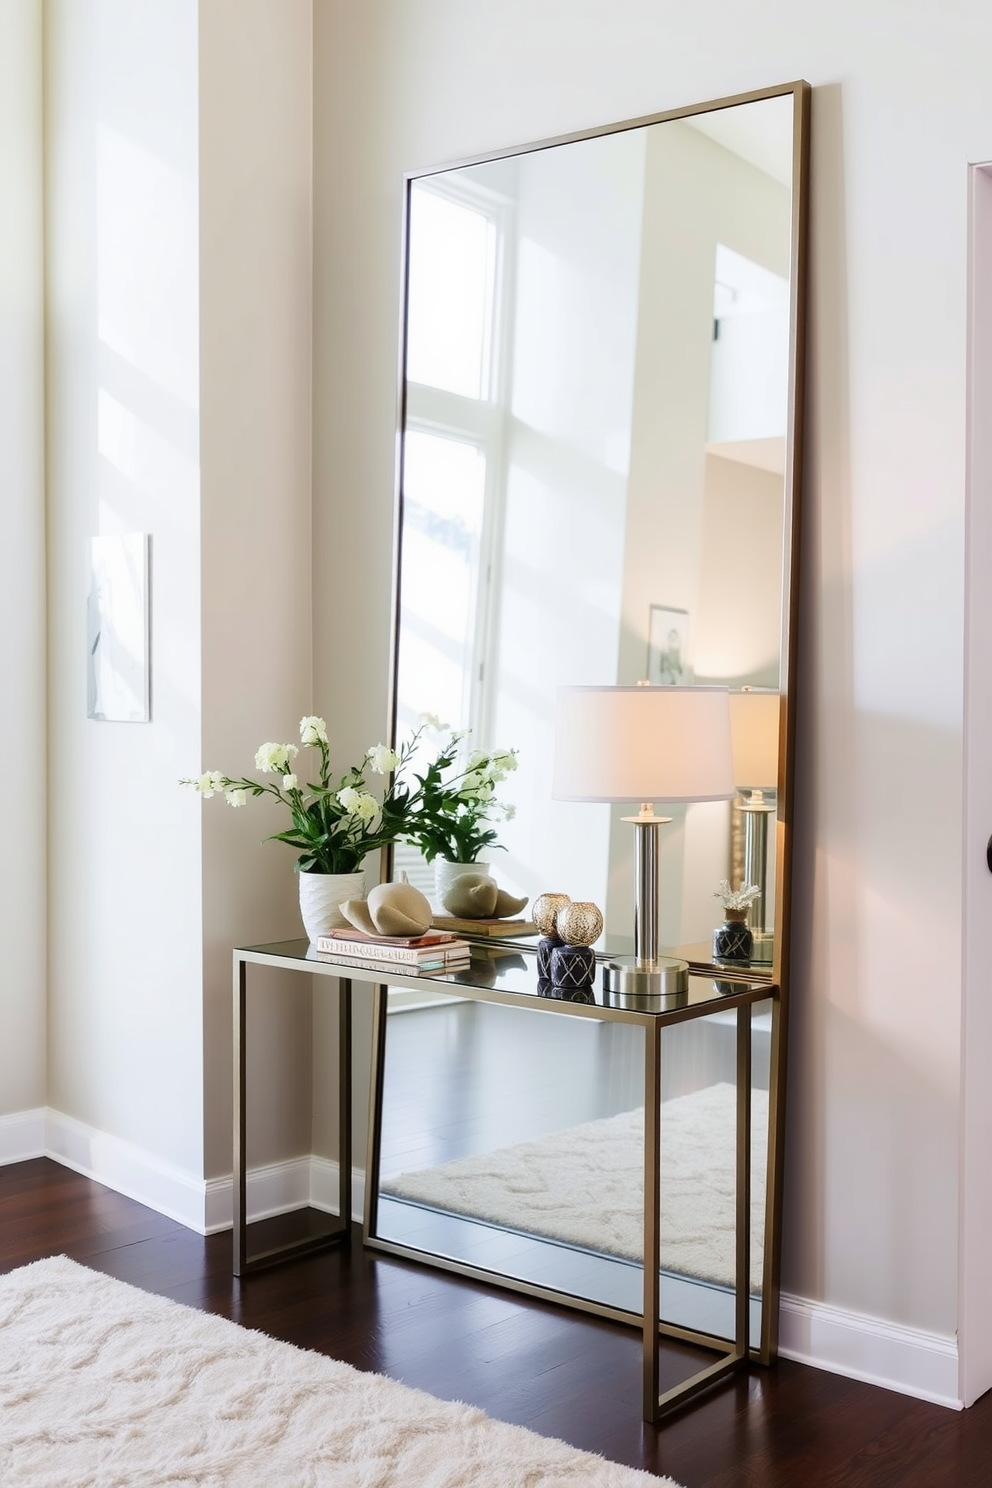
[553, 683, 735, 1003]
[728, 688, 780, 963]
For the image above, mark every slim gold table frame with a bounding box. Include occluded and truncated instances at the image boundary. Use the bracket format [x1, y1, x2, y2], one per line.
[232, 939, 781, 1422]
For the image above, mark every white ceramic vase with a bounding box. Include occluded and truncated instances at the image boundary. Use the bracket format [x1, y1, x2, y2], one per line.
[298, 869, 365, 942]
[433, 858, 490, 911]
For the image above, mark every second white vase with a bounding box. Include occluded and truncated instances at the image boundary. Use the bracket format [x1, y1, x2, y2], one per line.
[433, 858, 490, 910]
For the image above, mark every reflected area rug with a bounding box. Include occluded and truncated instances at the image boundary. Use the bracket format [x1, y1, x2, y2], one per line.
[384, 1082, 767, 1292]
[0, 1257, 681, 1487]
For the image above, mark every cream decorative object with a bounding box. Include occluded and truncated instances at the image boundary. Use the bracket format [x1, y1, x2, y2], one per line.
[299, 870, 365, 941]
[532, 892, 571, 936]
[433, 857, 489, 907]
[341, 881, 433, 938]
[493, 887, 529, 918]
[442, 871, 498, 918]
[442, 873, 530, 920]
[557, 901, 604, 947]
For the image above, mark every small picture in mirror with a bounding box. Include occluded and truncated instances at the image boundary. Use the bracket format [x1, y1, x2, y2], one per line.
[647, 605, 690, 686]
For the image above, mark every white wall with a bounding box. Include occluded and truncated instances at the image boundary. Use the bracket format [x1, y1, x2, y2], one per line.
[0, 0, 46, 1119]
[312, 0, 981, 1350]
[44, 0, 314, 1193]
[46, 0, 205, 1175]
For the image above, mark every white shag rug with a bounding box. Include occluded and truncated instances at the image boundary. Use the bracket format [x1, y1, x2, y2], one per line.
[0, 1256, 681, 1488]
[384, 1083, 767, 1292]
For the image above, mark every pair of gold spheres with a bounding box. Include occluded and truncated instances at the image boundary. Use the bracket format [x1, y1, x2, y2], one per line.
[532, 892, 603, 947]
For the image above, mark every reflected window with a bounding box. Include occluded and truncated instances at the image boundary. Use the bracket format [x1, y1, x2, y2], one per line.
[397, 431, 487, 737]
[406, 185, 498, 400]
[400, 177, 509, 744]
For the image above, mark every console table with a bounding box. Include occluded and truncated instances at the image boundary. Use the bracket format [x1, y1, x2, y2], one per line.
[233, 938, 782, 1421]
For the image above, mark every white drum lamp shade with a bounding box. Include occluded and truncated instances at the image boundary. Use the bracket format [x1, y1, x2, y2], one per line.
[553, 685, 735, 804]
[552, 685, 735, 1002]
[729, 689, 780, 790]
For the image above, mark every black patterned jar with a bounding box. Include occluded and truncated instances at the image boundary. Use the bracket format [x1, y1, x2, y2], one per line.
[712, 908, 753, 962]
[550, 942, 596, 991]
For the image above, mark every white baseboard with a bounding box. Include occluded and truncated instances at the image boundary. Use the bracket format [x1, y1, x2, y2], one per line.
[45, 1110, 209, 1233]
[0, 1107, 963, 1407]
[1, 1108, 361, 1236]
[202, 1155, 365, 1234]
[779, 1292, 962, 1409]
[0, 1107, 46, 1164]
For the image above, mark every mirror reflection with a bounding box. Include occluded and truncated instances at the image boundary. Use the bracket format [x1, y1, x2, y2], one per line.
[376, 990, 771, 1345]
[394, 91, 797, 964]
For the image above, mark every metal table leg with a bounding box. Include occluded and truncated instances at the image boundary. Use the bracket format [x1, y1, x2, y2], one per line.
[646, 1006, 754, 1420]
[233, 955, 353, 1275]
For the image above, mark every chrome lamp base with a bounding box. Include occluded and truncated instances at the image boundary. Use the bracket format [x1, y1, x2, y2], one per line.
[602, 955, 690, 1009]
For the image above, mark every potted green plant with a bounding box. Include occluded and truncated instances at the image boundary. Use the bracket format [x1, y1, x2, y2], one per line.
[401, 718, 518, 904]
[182, 717, 418, 940]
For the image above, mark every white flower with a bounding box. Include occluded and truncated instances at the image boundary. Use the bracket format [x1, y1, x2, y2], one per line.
[419, 712, 449, 732]
[339, 787, 378, 823]
[461, 770, 484, 791]
[300, 716, 328, 747]
[194, 771, 225, 799]
[282, 774, 299, 791]
[352, 792, 379, 823]
[225, 789, 248, 808]
[366, 743, 400, 775]
[255, 742, 298, 773]
[502, 803, 516, 821]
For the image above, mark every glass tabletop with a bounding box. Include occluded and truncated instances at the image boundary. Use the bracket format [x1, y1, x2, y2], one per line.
[237, 938, 773, 1021]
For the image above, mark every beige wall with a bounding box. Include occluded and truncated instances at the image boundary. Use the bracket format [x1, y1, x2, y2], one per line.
[198, 0, 315, 1177]
[312, 1, 974, 1342]
[0, 0, 46, 1119]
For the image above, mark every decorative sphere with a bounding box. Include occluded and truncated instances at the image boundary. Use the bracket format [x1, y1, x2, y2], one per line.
[556, 901, 603, 947]
[532, 892, 571, 936]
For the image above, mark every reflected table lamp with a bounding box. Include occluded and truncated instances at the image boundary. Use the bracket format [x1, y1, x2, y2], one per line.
[553, 684, 735, 1004]
[729, 688, 780, 964]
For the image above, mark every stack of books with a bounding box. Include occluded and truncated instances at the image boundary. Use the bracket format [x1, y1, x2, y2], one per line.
[314, 928, 472, 974]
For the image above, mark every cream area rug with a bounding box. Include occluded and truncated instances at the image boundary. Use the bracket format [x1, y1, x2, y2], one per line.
[0, 1256, 681, 1488]
[384, 1083, 767, 1292]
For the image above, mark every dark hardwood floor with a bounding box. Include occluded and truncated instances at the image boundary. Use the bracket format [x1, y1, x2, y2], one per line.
[2, 1156, 990, 1486]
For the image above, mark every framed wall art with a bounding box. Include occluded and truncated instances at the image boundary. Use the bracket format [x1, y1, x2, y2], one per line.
[87, 533, 151, 722]
[647, 604, 690, 686]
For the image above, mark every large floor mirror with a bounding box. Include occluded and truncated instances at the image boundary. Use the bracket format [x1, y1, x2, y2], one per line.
[372, 81, 809, 1360]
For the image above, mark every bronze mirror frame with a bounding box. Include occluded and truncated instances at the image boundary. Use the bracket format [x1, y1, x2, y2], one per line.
[372, 78, 810, 1382]
[385, 79, 809, 999]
